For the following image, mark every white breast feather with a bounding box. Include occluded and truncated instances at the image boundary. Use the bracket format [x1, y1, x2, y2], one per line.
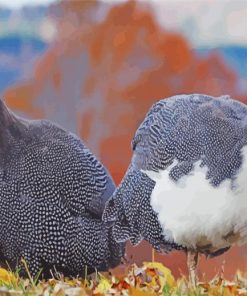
[142, 146, 247, 249]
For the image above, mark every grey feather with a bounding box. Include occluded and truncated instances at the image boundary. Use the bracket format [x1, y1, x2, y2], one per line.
[103, 94, 247, 255]
[0, 99, 125, 278]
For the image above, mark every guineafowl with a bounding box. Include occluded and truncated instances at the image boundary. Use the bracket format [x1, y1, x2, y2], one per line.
[103, 94, 247, 287]
[0, 99, 125, 278]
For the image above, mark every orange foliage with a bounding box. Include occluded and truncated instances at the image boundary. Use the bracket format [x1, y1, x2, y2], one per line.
[4, 83, 43, 118]
[3, 0, 247, 279]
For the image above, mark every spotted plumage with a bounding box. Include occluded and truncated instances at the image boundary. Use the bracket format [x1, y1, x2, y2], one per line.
[0, 100, 125, 278]
[103, 94, 247, 284]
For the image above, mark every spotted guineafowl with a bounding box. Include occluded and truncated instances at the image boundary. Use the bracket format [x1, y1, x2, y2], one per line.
[103, 94, 247, 286]
[0, 99, 125, 278]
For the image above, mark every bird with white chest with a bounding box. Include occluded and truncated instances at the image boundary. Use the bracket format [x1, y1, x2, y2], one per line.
[103, 94, 247, 287]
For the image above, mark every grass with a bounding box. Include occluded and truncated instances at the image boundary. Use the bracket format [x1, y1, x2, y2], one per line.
[0, 261, 245, 296]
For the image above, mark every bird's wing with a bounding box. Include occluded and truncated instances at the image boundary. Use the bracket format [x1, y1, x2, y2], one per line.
[25, 120, 115, 220]
[57, 132, 115, 219]
[131, 98, 177, 172]
[103, 98, 183, 247]
[131, 94, 247, 184]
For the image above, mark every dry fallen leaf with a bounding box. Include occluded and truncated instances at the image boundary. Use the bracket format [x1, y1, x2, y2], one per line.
[143, 262, 175, 289]
[0, 268, 16, 286]
[93, 275, 111, 294]
[0, 262, 245, 295]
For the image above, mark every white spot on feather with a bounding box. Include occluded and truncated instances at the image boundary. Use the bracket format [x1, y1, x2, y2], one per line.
[142, 146, 247, 250]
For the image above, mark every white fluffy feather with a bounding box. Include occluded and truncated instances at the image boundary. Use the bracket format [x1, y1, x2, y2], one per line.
[142, 146, 247, 250]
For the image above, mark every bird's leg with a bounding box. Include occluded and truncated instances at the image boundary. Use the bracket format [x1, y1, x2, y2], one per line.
[187, 249, 198, 288]
[152, 248, 155, 262]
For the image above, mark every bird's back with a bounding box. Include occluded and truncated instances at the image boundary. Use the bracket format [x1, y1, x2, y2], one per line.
[0, 105, 114, 217]
[0, 99, 122, 276]
[133, 94, 247, 185]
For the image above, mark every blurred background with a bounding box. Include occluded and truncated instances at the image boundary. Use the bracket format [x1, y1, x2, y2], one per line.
[0, 0, 247, 279]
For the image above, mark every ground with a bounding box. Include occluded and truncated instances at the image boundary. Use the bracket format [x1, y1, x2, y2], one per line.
[0, 261, 246, 296]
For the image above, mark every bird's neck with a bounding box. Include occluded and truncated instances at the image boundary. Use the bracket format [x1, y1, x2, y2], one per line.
[0, 100, 27, 152]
